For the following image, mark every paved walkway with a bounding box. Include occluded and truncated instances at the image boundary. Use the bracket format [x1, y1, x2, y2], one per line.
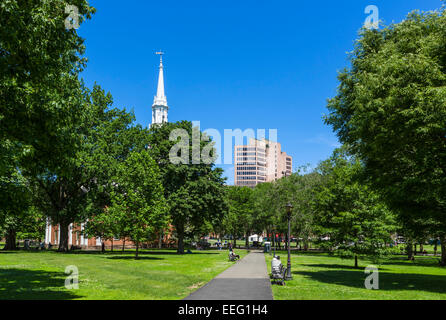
[185, 250, 273, 300]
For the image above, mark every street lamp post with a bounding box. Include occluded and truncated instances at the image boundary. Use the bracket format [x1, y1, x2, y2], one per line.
[272, 225, 276, 257]
[285, 202, 293, 280]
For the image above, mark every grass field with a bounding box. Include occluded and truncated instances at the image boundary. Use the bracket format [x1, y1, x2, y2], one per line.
[265, 251, 446, 300]
[0, 248, 248, 300]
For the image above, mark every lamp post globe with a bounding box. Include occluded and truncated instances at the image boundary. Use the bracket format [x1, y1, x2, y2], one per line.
[286, 202, 293, 218]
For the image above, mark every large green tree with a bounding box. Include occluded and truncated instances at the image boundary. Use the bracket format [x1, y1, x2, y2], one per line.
[0, 0, 99, 251]
[325, 7, 446, 264]
[0, 0, 95, 150]
[83, 207, 119, 253]
[26, 85, 143, 252]
[313, 150, 398, 268]
[283, 169, 323, 251]
[147, 121, 227, 254]
[107, 150, 168, 259]
[223, 186, 254, 247]
[252, 181, 279, 247]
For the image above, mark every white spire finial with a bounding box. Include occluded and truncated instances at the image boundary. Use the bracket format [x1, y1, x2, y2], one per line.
[153, 51, 167, 106]
[156, 51, 164, 65]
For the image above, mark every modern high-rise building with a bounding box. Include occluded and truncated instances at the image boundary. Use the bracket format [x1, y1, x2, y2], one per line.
[152, 52, 168, 126]
[234, 138, 293, 187]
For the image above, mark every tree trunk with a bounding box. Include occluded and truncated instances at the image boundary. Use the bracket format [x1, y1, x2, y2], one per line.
[440, 236, 446, 267]
[159, 230, 163, 249]
[135, 241, 139, 259]
[177, 224, 185, 254]
[406, 241, 414, 260]
[122, 239, 125, 252]
[414, 244, 417, 256]
[111, 239, 114, 252]
[272, 232, 275, 254]
[58, 222, 70, 252]
[434, 240, 438, 256]
[354, 255, 358, 268]
[3, 228, 17, 250]
[234, 237, 237, 247]
[245, 233, 249, 248]
[419, 243, 423, 253]
[101, 241, 105, 253]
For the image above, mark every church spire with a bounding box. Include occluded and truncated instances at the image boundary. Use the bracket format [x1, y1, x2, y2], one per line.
[153, 51, 168, 108]
[152, 51, 169, 125]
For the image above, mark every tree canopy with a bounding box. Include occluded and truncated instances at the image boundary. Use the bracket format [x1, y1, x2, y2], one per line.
[147, 121, 227, 253]
[313, 150, 397, 267]
[325, 6, 446, 264]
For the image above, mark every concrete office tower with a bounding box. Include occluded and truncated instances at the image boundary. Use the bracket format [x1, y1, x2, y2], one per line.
[234, 138, 293, 187]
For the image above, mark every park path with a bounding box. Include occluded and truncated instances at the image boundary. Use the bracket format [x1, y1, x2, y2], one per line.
[184, 250, 273, 300]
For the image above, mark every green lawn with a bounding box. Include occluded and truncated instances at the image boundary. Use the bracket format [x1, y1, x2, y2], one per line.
[408, 244, 441, 255]
[0, 248, 247, 300]
[265, 251, 446, 300]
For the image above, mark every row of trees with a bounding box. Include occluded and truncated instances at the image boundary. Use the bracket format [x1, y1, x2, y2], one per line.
[221, 5, 446, 267]
[0, 1, 227, 257]
[219, 149, 399, 268]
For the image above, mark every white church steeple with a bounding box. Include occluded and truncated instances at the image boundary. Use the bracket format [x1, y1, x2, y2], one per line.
[152, 51, 168, 125]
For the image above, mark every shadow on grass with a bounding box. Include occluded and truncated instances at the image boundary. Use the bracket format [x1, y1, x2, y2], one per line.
[300, 264, 377, 270]
[61, 250, 125, 255]
[302, 256, 445, 269]
[142, 251, 220, 255]
[270, 250, 329, 257]
[380, 257, 442, 268]
[70, 250, 221, 256]
[106, 256, 164, 260]
[0, 249, 222, 256]
[293, 269, 446, 294]
[0, 268, 83, 300]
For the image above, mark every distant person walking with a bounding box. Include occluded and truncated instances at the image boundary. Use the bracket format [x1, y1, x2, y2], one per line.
[228, 242, 233, 252]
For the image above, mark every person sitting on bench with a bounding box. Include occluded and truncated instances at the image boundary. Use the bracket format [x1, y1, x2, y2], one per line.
[272, 255, 283, 272]
[271, 255, 286, 285]
[229, 251, 240, 260]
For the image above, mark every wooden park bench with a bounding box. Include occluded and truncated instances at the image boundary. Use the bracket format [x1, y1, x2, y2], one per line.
[271, 261, 287, 286]
[228, 252, 240, 261]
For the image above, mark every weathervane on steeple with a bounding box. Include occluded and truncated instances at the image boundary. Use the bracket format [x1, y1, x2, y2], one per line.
[155, 51, 164, 64]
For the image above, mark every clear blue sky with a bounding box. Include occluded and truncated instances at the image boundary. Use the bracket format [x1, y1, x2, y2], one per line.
[79, 0, 443, 185]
